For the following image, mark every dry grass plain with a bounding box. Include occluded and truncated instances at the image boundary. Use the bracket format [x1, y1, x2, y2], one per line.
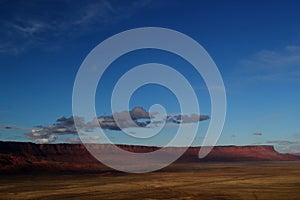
[1, 161, 300, 200]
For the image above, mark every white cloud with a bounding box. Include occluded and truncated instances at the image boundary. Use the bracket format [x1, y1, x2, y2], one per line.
[0, 0, 154, 54]
[10, 20, 48, 35]
[240, 45, 300, 81]
[285, 45, 300, 52]
[62, 137, 81, 144]
[266, 140, 300, 153]
[241, 45, 300, 68]
[34, 135, 57, 144]
[266, 140, 298, 145]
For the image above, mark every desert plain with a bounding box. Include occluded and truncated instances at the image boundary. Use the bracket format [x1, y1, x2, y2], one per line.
[1, 161, 300, 200]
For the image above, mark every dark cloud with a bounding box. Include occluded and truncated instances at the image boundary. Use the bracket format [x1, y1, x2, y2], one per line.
[55, 116, 86, 129]
[2, 125, 31, 130]
[98, 107, 151, 130]
[56, 116, 75, 126]
[22, 107, 152, 143]
[166, 114, 209, 124]
[25, 116, 82, 144]
[253, 132, 262, 136]
[97, 108, 209, 130]
[5, 106, 209, 144]
[130, 106, 152, 120]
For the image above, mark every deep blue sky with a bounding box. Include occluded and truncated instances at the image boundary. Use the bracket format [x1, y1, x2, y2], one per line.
[1, 0, 300, 152]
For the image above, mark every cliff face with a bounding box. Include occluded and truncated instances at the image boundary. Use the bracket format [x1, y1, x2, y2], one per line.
[0, 142, 299, 173]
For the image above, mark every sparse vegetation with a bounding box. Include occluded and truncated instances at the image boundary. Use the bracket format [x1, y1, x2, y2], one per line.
[1, 162, 300, 200]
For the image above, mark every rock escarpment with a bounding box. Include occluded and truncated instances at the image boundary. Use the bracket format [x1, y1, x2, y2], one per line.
[0, 142, 299, 173]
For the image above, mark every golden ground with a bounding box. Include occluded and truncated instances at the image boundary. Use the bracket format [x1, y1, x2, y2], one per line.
[1, 161, 300, 200]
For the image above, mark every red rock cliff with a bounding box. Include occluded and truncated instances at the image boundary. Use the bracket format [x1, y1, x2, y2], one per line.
[0, 142, 299, 173]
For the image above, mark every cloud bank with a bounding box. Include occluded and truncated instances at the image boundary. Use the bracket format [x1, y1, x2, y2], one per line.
[4, 106, 209, 144]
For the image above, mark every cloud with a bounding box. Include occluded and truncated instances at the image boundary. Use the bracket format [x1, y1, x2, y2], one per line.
[88, 135, 101, 140]
[293, 133, 300, 138]
[130, 106, 152, 120]
[62, 135, 101, 144]
[0, 18, 50, 54]
[25, 116, 81, 143]
[253, 132, 262, 136]
[1, 125, 31, 131]
[241, 45, 300, 68]
[94, 107, 153, 130]
[68, 106, 209, 137]
[22, 107, 151, 143]
[166, 114, 209, 124]
[240, 44, 300, 81]
[34, 135, 57, 144]
[266, 140, 298, 145]
[266, 140, 300, 153]
[62, 137, 81, 144]
[0, 0, 154, 54]
[96, 108, 209, 130]
[285, 45, 300, 52]
[5, 106, 209, 143]
[10, 20, 47, 35]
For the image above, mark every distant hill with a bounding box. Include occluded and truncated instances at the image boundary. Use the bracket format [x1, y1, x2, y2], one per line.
[0, 141, 299, 173]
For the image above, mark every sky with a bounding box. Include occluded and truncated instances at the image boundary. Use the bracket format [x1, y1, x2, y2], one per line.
[0, 0, 300, 152]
